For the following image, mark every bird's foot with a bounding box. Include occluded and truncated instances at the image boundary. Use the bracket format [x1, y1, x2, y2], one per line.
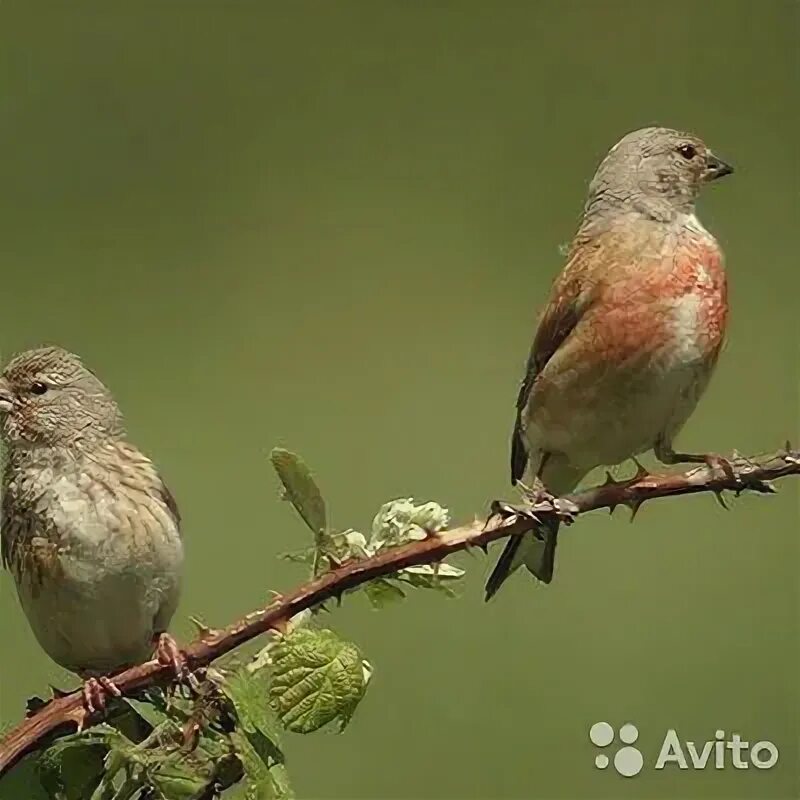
[154, 632, 200, 692]
[517, 479, 578, 523]
[515, 477, 551, 503]
[154, 632, 187, 679]
[701, 453, 737, 481]
[654, 439, 737, 481]
[668, 451, 736, 480]
[81, 676, 122, 718]
[487, 482, 577, 530]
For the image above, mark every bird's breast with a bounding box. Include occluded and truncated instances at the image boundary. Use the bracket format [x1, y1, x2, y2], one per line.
[658, 230, 728, 368]
[598, 226, 728, 369]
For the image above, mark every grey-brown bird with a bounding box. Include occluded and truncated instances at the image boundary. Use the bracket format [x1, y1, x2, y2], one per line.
[0, 346, 184, 711]
[486, 127, 732, 599]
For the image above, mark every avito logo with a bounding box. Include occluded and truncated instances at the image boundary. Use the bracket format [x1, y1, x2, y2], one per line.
[589, 722, 779, 777]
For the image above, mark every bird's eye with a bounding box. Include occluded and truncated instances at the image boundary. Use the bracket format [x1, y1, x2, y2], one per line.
[677, 143, 697, 160]
[30, 382, 48, 395]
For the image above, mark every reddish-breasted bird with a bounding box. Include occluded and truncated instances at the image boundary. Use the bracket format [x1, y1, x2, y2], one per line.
[485, 126, 733, 599]
[0, 347, 184, 712]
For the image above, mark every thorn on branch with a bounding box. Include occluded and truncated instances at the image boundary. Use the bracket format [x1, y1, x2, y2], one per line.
[189, 617, 220, 642]
[631, 457, 649, 480]
[712, 490, 729, 510]
[627, 498, 644, 521]
[267, 619, 289, 636]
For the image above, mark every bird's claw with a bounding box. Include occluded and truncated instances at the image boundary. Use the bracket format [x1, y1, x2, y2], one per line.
[702, 453, 737, 481]
[155, 632, 188, 680]
[81, 676, 122, 718]
[516, 480, 553, 505]
[553, 497, 579, 524]
[154, 632, 202, 692]
[517, 482, 578, 523]
[488, 492, 577, 529]
[656, 441, 741, 483]
[487, 499, 529, 525]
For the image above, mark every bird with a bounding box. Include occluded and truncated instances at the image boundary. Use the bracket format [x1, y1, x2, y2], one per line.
[0, 346, 184, 713]
[485, 126, 733, 600]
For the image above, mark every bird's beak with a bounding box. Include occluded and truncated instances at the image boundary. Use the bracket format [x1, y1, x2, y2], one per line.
[0, 378, 13, 413]
[704, 152, 734, 181]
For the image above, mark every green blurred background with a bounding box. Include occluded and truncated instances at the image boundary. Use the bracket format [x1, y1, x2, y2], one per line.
[0, 2, 796, 798]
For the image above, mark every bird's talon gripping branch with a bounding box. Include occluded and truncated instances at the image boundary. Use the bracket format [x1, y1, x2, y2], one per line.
[655, 438, 737, 482]
[553, 497, 579, 524]
[487, 499, 526, 524]
[81, 677, 122, 718]
[155, 632, 187, 680]
[516, 479, 558, 508]
[704, 453, 737, 482]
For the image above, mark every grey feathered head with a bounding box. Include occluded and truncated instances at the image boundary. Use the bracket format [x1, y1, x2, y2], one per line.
[0, 347, 123, 447]
[586, 126, 733, 218]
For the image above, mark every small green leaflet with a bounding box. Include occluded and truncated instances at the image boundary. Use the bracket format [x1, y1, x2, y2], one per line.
[36, 731, 108, 800]
[223, 669, 293, 799]
[270, 448, 327, 537]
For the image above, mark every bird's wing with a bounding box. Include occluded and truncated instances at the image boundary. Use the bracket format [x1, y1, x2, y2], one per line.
[89, 441, 182, 536]
[0, 488, 20, 571]
[0, 481, 43, 579]
[158, 481, 182, 532]
[511, 244, 601, 483]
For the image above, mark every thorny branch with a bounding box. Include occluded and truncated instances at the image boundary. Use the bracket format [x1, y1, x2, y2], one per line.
[0, 445, 797, 777]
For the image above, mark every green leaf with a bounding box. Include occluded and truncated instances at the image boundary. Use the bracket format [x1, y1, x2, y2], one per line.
[224, 668, 293, 798]
[270, 449, 326, 537]
[223, 669, 282, 751]
[269, 628, 367, 733]
[102, 728, 143, 765]
[231, 728, 295, 800]
[149, 760, 211, 800]
[36, 733, 107, 800]
[396, 562, 465, 595]
[124, 696, 169, 731]
[232, 730, 271, 798]
[363, 579, 407, 608]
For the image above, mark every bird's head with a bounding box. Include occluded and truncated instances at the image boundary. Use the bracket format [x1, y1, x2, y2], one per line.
[0, 346, 123, 449]
[587, 126, 733, 219]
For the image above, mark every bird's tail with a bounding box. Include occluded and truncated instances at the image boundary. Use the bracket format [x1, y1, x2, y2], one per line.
[485, 459, 584, 600]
